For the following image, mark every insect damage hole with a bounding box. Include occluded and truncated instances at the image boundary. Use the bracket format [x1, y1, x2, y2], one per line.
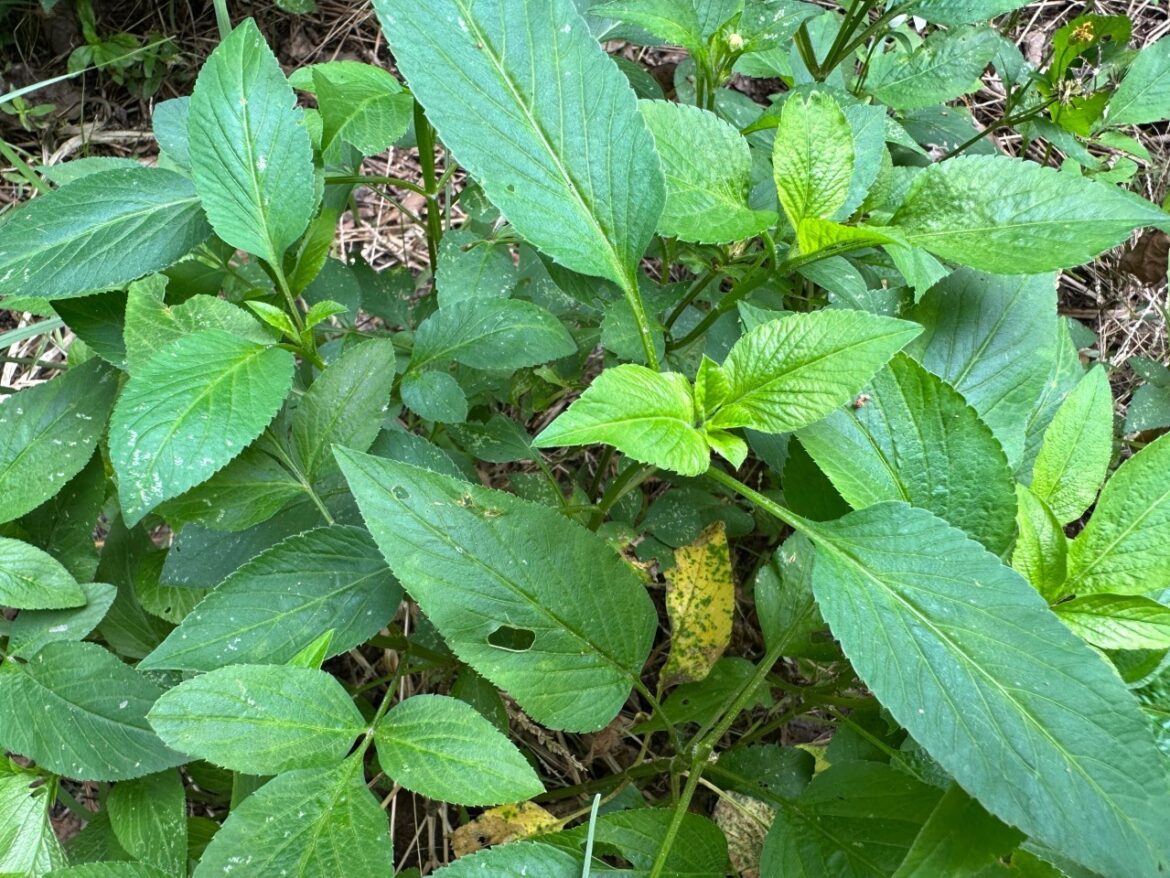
[487, 625, 535, 652]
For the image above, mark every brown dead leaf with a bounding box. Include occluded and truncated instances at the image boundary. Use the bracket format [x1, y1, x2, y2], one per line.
[1120, 230, 1169, 286]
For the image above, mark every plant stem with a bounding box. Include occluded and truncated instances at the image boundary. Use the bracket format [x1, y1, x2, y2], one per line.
[622, 267, 662, 371]
[413, 102, 444, 269]
[324, 174, 427, 196]
[589, 463, 655, 530]
[211, 0, 232, 40]
[667, 253, 770, 351]
[941, 96, 1060, 159]
[648, 767, 705, 878]
[664, 267, 720, 330]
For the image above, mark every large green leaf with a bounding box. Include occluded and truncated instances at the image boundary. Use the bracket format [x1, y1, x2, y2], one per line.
[533, 364, 710, 476]
[373, 0, 664, 290]
[430, 843, 581, 877]
[892, 784, 1022, 878]
[141, 526, 399, 671]
[0, 762, 66, 878]
[0, 167, 210, 300]
[188, 19, 317, 263]
[867, 27, 1000, 110]
[1054, 594, 1170, 651]
[889, 156, 1170, 273]
[1030, 366, 1113, 525]
[149, 665, 366, 774]
[19, 452, 107, 582]
[375, 694, 543, 805]
[773, 91, 854, 226]
[409, 299, 576, 372]
[0, 641, 184, 781]
[707, 311, 921, 434]
[1106, 35, 1170, 127]
[0, 536, 85, 610]
[0, 358, 118, 524]
[191, 758, 393, 878]
[639, 99, 776, 243]
[806, 502, 1170, 878]
[311, 60, 413, 155]
[908, 269, 1056, 468]
[8, 581, 117, 658]
[109, 329, 295, 525]
[1067, 432, 1170, 596]
[915, 0, 1029, 24]
[336, 450, 657, 732]
[107, 771, 187, 878]
[798, 354, 1016, 554]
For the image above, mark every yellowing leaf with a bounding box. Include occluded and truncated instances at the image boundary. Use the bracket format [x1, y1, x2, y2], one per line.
[663, 522, 735, 685]
[451, 802, 562, 857]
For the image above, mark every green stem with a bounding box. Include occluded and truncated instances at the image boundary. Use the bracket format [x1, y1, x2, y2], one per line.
[940, 97, 1060, 160]
[648, 767, 705, 878]
[621, 268, 661, 371]
[793, 23, 822, 79]
[212, 0, 232, 40]
[667, 254, 770, 352]
[413, 102, 444, 269]
[535, 759, 672, 804]
[664, 267, 720, 330]
[0, 139, 48, 193]
[588, 463, 654, 530]
[324, 174, 427, 196]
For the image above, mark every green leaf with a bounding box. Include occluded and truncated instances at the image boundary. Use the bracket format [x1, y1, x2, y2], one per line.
[311, 60, 413, 155]
[337, 450, 657, 732]
[707, 310, 921, 434]
[47, 866, 168, 878]
[9, 581, 117, 658]
[399, 370, 468, 423]
[908, 269, 1057, 468]
[867, 27, 1000, 111]
[0, 357, 117, 524]
[892, 784, 1023, 878]
[142, 526, 400, 672]
[591, 0, 704, 52]
[410, 298, 575, 372]
[1067, 432, 1170, 596]
[191, 758, 393, 878]
[1011, 486, 1069, 602]
[0, 537, 85, 610]
[107, 770, 187, 878]
[0, 167, 210, 300]
[553, 808, 729, 875]
[149, 664, 366, 774]
[806, 502, 1170, 878]
[109, 329, 295, 525]
[435, 229, 517, 306]
[373, 0, 664, 290]
[915, 0, 1029, 25]
[375, 694, 543, 805]
[0, 641, 184, 781]
[888, 156, 1170, 273]
[533, 364, 709, 477]
[0, 761, 66, 878]
[773, 91, 854, 227]
[1106, 35, 1170, 127]
[152, 97, 190, 170]
[1054, 594, 1170, 651]
[639, 100, 777, 243]
[1030, 366, 1113, 525]
[430, 843, 581, 877]
[293, 339, 398, 481]
[188, 19, 317, 263]
[799, 354, 1016, 554]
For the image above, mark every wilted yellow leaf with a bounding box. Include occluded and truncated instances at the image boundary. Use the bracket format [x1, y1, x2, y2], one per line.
[450, 801, 562, 857]
[663, 521, 735, 685]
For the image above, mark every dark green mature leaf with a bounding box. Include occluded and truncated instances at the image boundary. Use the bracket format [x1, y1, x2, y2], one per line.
[311, 60, 413, 155]
[149, 665, 366, 774]
[409, 299, 576, 372]
[142, 526, 399, 671]
[0, 167, 210, 300]
[399, 370, 468, 423]
[191, 758, 393, 878]
[1106, 35, 1170, 127]
[107, 771, 187, 878]
[1067, 432, 1170, 596]
[639, 100, 777, 243]
[708, 311, 921, 434]
[798, 354, 1016, 554]
[915, 0, 1030, 24]
[435, 229, 517, 306]
[773, 91, 854, 226]
[592, 0, 704, 51]
[430, 843, 580, 877]
[9, 581, 116, 658]
[47, 867, 168, 878]
[1054, 594, 1170, 651]
[534, 364, 709, 476]
[373, 0, 664, 291]
[0, 537, 85, 610]
[153, 97, 191, 170]
[889, 156, 1170, 273]
[0, 761, 66, 877]
[293, 339, 397, 481]
[908, 269, 1057, 468]
[0, 357, 117, 524]
[0, 641, 184, 781]
[892, 784, 1023, 878]
[375, 694, 543, 805]
[109, 329, 295, 525]
[807, 502, 1170, 878]
[337, 450, 657, 732]
[188, 19, 317, 263]
[868, 27, 999, 110]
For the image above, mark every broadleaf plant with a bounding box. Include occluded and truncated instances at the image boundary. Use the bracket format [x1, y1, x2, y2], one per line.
[1, 2, 1170, 876]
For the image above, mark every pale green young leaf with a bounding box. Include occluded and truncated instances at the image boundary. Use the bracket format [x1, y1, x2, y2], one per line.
[142, 526, 400, 672]
[798, 354, 1017, 554]
[292, 339, 397, 481]
[287, 629, 334, 669]
[806, 502, 1170, 878]
[0, 641, 184, 781]
[1030, 366, 1113, 525]
[373, 0, 664, 289]
[188, 19, 317, 263]
[9, 581, 116, 658]
[0, 357, 118, 524]
[399, 370, 468, 423]
[191, 759, 393, 878]
[409, 299, 576, 372]
[795, 217, 893, 256]
[533, 364, 709, 477]
[892, 784, 1023, 878]
[773, 91, 854, 226]
[376, 694, 543, 805]
[149, 665, 365, 774]
[1106, 35, 1170, 127]
[244, 300, 298, 337]
[0, 167, 210, 300]
[591, 0, 704, 51]
[1012, 486, 1069, 602]
[889, 156, 1170, 274]
[707, 310, 921, 434]
[0, 762, 66, 878]
[1067, 432, 1170, 596]
[0, 537, 85, 610]
[311, 60, 412, 155]
[336, 450, 657, 732]
[1054, 594, 1170, 651]
[107, 771, 187, 878]
[109, 329, 295, 525]
[693, 355, 730, 418]
[868, 27, 1000, 111]
[639, 100, 777, 244]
